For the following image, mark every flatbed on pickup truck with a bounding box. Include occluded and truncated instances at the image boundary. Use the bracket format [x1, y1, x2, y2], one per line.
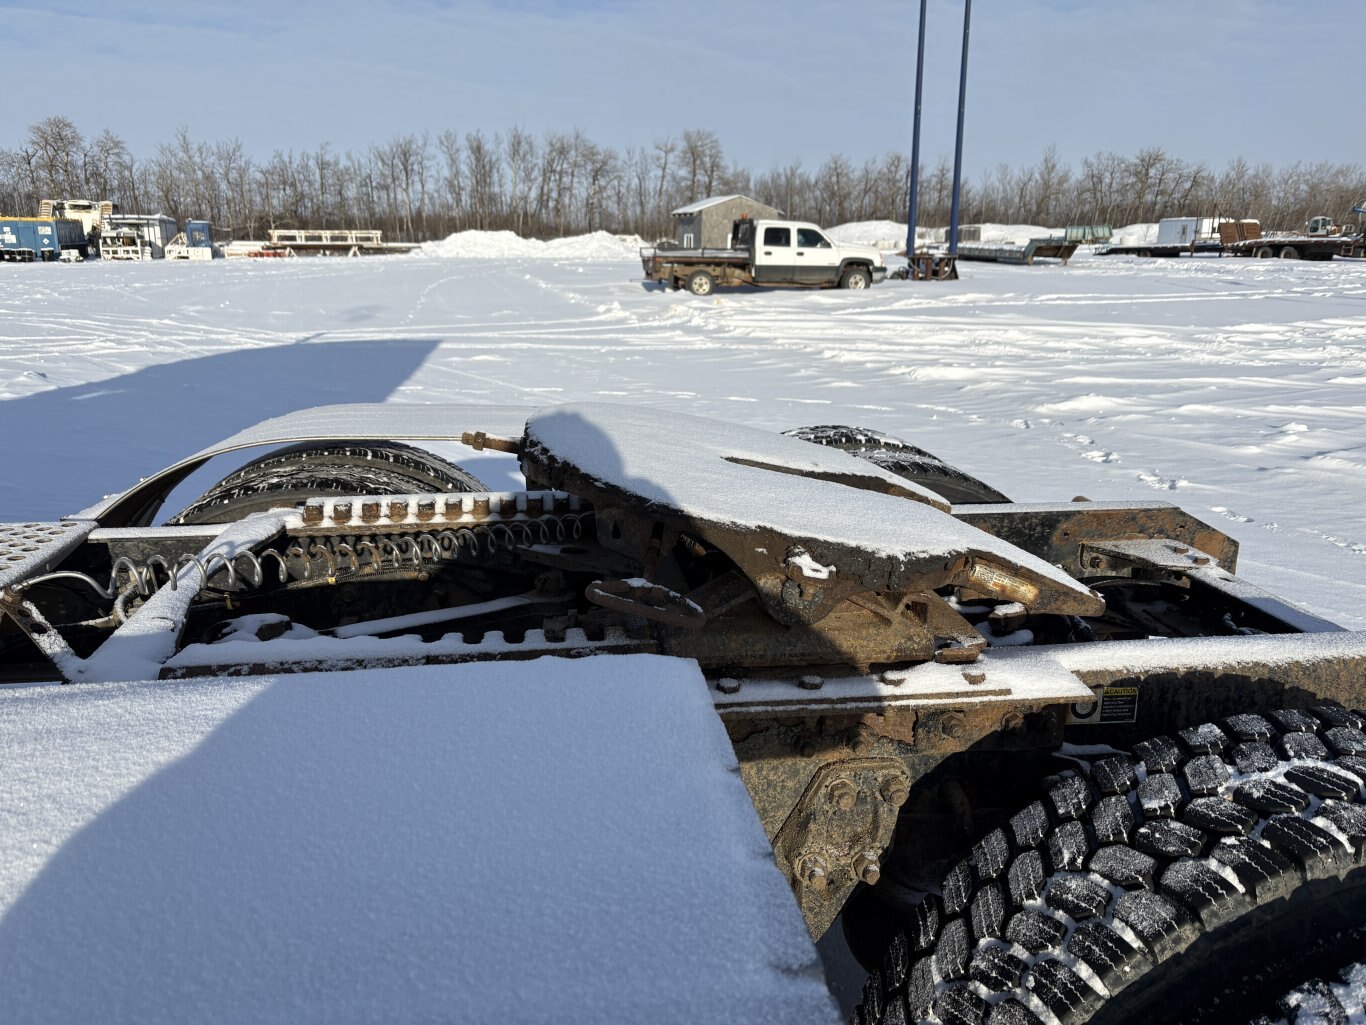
[642, 217, 886, 294]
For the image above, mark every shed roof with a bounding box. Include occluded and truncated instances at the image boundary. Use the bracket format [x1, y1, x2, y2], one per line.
[672, 194, 774, 215]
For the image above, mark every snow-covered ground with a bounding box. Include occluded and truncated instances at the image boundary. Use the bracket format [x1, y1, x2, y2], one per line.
[3, 234, 1366, 1021]
[4, 237, 1365, 630]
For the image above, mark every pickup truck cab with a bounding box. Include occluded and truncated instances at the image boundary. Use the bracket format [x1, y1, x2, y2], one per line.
[641, 218, 886, 294]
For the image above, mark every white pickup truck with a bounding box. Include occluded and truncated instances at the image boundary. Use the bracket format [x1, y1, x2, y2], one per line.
[641, 218, 886, 294]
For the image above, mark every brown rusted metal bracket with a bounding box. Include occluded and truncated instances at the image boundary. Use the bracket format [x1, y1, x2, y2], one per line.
[585, 578, 706, 630]
[771, 757, 911, 938]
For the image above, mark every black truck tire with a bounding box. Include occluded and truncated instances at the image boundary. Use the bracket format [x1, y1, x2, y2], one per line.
[852, 705, 1366, 1025]
[686, 270, 715, 296]
[784, 425, 1011, 505]
[167, 441, 488, 525]
[842, 266, 872, 290]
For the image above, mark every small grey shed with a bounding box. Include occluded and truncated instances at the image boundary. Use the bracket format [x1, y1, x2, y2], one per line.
[672, 195, 783, 249]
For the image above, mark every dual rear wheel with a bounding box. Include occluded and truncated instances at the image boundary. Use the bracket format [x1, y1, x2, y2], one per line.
[851, 710, 1366, 1025]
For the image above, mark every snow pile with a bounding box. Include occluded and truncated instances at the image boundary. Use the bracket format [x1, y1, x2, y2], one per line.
[829, 221, 1062, 249]
[421, 228, 643, 260]
[972, 223, 1058, 243]
[543, 230, 645, 260]
[828, 220, 917, 250]
[1110, 222, 1159, 246]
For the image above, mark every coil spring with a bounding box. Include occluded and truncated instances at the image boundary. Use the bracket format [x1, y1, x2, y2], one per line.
[102, 511, 592, 596]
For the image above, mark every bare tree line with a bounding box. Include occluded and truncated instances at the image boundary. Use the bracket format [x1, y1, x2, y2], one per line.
[3, 115, 1365, 241]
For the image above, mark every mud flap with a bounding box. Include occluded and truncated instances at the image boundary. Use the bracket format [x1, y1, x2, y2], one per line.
[0, 654, 838, 1024]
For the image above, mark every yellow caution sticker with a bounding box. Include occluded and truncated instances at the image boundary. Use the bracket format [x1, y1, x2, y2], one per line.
[1068, 684, 1139, 725]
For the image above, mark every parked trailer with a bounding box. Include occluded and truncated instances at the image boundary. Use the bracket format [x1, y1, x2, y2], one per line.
[263, 229, 418, 257]
[955, 236, 1080, 266]
[1102, 215, 1362, 261]
[1222, 219, 1359, 261]
[1097, 216, 1224, 258]
[1223, 235, 1350, 260]
[0, 217, 89, 262]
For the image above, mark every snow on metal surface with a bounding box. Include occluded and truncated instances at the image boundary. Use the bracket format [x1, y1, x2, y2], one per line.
[76, 403, 535, 519]
[713, 652, 1095, 714]
[1187, 564, 1346, 633]
[526, 402, 1097, 600]
[77, 512, 290, 683]
[526, 402, 952, 509]
[282, 488, 585, 530]
[181, 402, 534, 457]
[0, 520, 94, 590]
[711, 630, 1366, 714]
[1047, 629, 1366, 676]
[0, 655, 838, 1024]
[165, 622, 643, 671]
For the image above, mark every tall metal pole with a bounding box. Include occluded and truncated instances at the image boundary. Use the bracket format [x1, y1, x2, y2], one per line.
[947, 0, 972, 257]
[904, 0, 928, 261]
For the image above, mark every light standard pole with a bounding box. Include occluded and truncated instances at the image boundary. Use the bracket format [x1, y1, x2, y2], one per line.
[947, 0, 972, 258]
[904, 0, 928, 266]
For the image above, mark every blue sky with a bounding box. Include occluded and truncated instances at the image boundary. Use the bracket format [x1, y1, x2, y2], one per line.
[3, 0, 1357, 176]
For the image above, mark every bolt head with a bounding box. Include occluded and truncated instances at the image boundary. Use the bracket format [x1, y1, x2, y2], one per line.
[828, 778, 858, 811]
[797, 856, 830, 893]
[854, 851, 881, 886]
[881, 778, 910, 808]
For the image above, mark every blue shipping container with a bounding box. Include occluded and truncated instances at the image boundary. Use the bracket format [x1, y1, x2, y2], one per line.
[0, 218, 86, 259]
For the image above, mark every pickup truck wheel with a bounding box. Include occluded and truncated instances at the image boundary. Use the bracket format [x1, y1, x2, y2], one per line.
[167, 441, 489, 525]
[851, 705, 1366, 1025]
[1255, 245, 1275, 258]
[686, 270, 715, 296]
[1280, 246, 1301, 259]
[784, 425, 1010, 504]
[842, 266, 872, 290]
